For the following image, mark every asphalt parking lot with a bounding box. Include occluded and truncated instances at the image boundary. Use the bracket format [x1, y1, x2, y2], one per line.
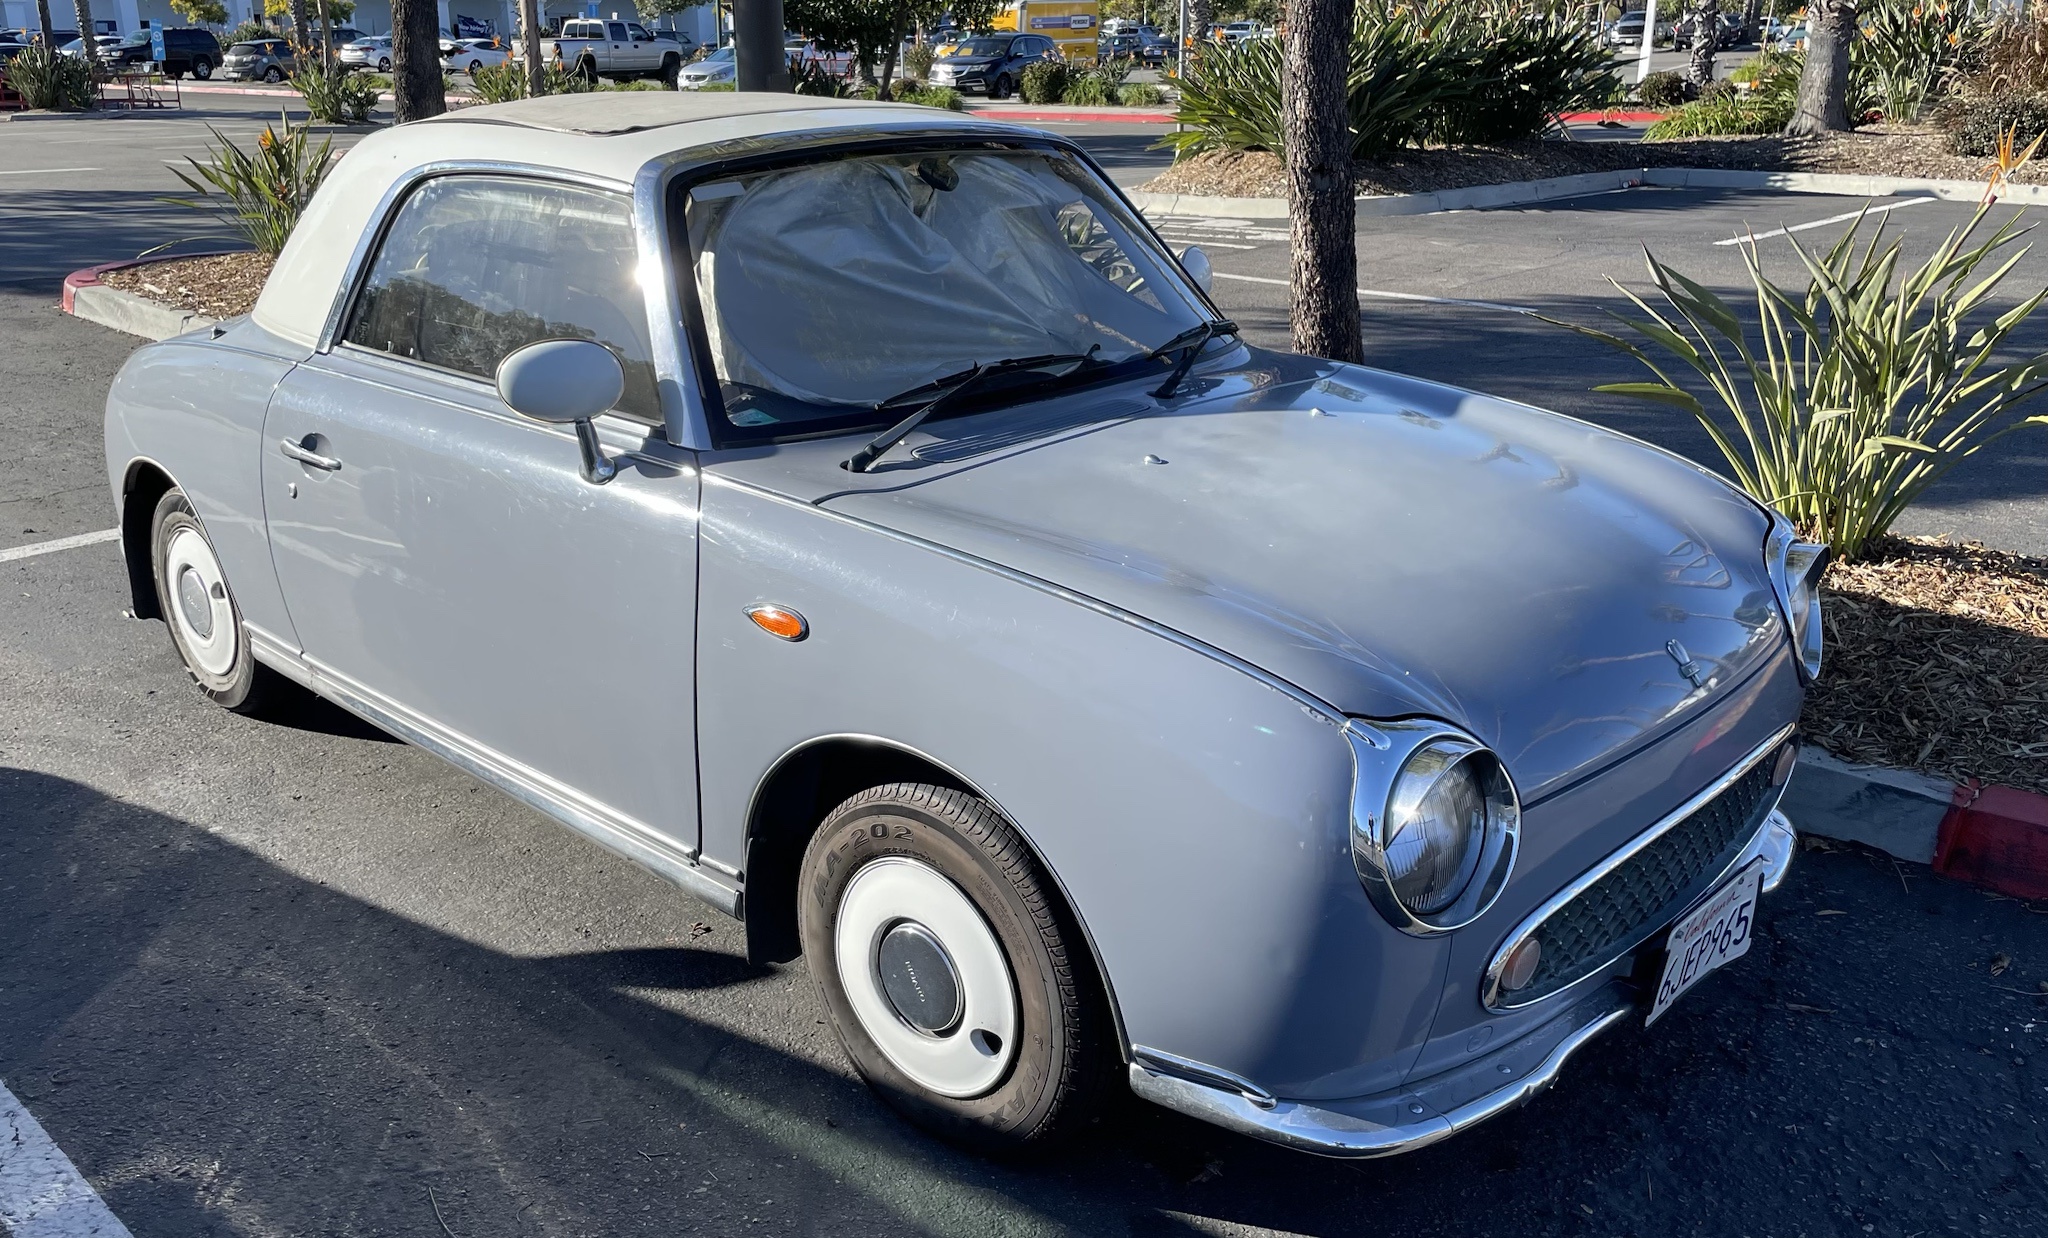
[4, 104, 2047, 1236]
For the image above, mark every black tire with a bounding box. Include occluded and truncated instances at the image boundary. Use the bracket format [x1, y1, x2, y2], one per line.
[378, 55, 391, 72]
[991, 72, 1013, 100]
[149, 489, 280, 714]
[576, 56, 598, 82]
[191, 56, 212, 79]
[468, 59, 482, 73]
[798, 783, 1112, 1153]
[659, 52, 680, 86]
[263, 65, 283, 83]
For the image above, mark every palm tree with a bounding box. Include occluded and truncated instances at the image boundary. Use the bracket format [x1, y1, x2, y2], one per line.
[391, 0, 447, 121]
[1282, 0, 1363, 363]
[1786, 0, 1855, 133]
[34, 0, 54, 46]
[71, 0, 100, 73]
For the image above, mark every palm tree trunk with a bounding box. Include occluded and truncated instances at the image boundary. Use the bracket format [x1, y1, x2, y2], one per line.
[1281, 0, 1361, 363]
[71, 0, 100, 73]
[1189, 0, 1212, 49]
[391, 0, 447, 121]
[34, 0, 54, 45]
[1688, 0, 1719, 87]
[1785, 0, 1854, 134]
[520, 0, 544, 96]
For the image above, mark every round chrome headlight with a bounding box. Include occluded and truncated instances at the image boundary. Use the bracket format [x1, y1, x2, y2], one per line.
[1347, 723, 1520, 935]
[1766, 517, 1829, 683]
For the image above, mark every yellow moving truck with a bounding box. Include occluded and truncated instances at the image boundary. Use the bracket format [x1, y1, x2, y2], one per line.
[988, 0, 1101, 61]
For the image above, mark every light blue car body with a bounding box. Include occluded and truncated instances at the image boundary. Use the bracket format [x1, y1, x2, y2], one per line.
[103, 94, 1806, 1156]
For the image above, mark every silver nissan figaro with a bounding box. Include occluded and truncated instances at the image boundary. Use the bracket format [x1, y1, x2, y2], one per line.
[104, 93, 1830, 1155]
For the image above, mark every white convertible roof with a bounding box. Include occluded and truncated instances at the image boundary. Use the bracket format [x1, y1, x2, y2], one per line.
[251, 94, 1009, 348]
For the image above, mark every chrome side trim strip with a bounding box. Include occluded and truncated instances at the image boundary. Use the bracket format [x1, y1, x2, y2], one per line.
[282, 650, 740, 918]
[702, 471, 1348, 727]
[1128, 997, 1632, 1159]
[1481, 723, 1798, 1012]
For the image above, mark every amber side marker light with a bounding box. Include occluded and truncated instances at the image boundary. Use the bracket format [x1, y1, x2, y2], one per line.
[746, 604, 809, 642]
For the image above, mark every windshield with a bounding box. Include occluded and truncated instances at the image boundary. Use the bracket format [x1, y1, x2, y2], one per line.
[704, 45, 734, 61]
[950, 37, 1011, 56]
[682, 146, 1211, 439]
[120, 30, 151, 45]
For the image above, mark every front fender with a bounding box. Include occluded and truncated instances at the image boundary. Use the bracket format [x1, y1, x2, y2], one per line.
[694, 472, 1450, 1098]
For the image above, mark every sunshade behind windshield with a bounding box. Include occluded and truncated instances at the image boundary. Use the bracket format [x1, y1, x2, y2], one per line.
[684, 148, 1207, 431]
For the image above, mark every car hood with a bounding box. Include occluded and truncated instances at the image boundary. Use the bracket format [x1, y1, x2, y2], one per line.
[716, 349, 1784, 801]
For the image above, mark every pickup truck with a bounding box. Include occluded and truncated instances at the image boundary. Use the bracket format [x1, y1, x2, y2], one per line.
[544, 17, 688, 83]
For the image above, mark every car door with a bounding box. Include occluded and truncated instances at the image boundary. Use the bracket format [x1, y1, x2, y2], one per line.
[626, 22, 658, 69]
[260, 173, 704, 861]
[605, 20, 632, 69]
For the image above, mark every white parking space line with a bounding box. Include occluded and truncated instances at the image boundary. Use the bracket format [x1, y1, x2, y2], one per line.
[1212, 270, 1538, 315]
[0, 168, 102, 177]
[1714, 196, 1934, 245]
[0, 1080, 135, 1238]
[0, 529, 121, 564]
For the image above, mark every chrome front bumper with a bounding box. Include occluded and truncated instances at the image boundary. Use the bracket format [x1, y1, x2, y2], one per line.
[1128, 808, 1797, 1158]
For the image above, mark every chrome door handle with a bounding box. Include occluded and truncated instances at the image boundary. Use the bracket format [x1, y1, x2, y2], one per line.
[278, 436, 342, 471]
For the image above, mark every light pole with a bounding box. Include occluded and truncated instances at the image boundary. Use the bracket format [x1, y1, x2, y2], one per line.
[735, 0, 789, 90]
[1635, 0, 1659, 84]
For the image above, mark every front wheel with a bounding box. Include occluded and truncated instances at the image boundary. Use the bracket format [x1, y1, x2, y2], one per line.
[798, 784, 1113, 1152]
[659, 52, 680, 86]
[150, 489, 281, 714]
[990, 72, 1013, 100]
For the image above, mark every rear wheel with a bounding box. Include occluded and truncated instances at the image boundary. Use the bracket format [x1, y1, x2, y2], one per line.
[262, 65, 283, 83]
[377, 55, 390, 71]
[798, 783, 1113, 1153]
[191, 56, 212, 79]
[150, 489, 280, 714]
[468, 58, 482, 72]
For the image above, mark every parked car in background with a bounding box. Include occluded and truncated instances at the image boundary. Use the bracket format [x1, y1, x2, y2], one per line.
[220, 37, 295, 82]
[105, 91, 1824, 1161]
[57, 33, 123, 58]
[6, 26, 79, 46]
[99, 27, 222, 79]
[340, 34, 392, 71]
[926, 32, 1057, 98]
[0, 38, 29, 64]
[784, 37, 853, 75]
[1674, 10, 1743, 49]
[1602, 10, 1673, 46]
[677, 43, 734, 88]
[544, 17, 685, 83]
[1218, 19, 1261, 42]
[1766, 19, 1807, 49]
[441, 37, 508, 73]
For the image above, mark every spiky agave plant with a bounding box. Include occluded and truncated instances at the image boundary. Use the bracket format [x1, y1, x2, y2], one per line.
[163, 115, 336, 255]
[1551, 199, 2048, 560]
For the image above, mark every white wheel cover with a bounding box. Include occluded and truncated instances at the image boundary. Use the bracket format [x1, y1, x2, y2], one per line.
[164, 525, 236, 678]
[835, 857, 1019, 1099]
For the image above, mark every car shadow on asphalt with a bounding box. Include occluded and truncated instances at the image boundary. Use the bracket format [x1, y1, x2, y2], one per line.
[5, 765, 2047, 1236]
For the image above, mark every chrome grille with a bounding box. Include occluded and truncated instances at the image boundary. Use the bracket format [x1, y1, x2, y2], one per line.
[1516, 756, 1779, 1004]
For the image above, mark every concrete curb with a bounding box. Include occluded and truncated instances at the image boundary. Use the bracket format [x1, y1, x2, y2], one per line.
[63, 256, 226, 341]
[963, 103, 1177, 124]
[1126, 166, 2048, 219]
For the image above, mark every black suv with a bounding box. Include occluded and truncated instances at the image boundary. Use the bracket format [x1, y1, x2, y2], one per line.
[927, 33, 1058, 98]
[102, 26, 223, 78]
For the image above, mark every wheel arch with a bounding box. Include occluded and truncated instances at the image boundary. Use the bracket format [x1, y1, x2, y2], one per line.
[118, 457, 176, 621]
[740, 733, 1129, 1052]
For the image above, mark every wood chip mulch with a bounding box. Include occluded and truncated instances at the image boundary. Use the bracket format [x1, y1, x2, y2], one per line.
[1804, 535, 2048, 796]
[1140, 125, 2041, 199]
[100, 252, 276, 320]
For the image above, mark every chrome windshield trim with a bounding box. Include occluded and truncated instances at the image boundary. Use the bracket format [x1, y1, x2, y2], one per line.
[1480, 722, 1798, 1012]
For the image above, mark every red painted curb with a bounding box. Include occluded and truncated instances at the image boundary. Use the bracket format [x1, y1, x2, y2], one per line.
[62, 249, 246, 314]
[1935, 781, 2048, 901]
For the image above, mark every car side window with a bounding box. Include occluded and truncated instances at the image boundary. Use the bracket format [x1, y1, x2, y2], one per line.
[627, 22, 651, 40]
[607, 21, 628, 40]
[341, 175, 662, 425]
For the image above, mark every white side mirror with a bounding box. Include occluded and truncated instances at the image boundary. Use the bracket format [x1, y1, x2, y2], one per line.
[496, 338, 626, 485]
[1179, 244, 1213, 295]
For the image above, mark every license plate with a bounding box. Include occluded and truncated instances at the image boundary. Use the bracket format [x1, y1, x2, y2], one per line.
[1645, 858, 1765, 1026]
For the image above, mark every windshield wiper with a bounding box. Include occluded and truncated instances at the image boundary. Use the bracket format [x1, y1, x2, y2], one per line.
[1150, 319, 1237, 399]
[844, 351, 1099, 473]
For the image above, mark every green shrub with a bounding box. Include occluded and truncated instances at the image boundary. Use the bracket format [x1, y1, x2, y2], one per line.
[1020, 57, 1068, 103]
[164, 115, 334, 255]
[1552, 203, 2048, 561]
[5, 43, 96, 110]
[223, 21, 270, 45]
[1643, 91, 1793, 137]
[1169, 0, 1616, 158]
[1860, 0, 1990, 123]
[697, 80, 736, 91]
[792, 60, 854, 96]
[902, 42, 934, 81]
[1944, 92, 2048, 155]
[899, 84, 964, 110]
[1062, 70, 1113, 106]
[1637, 69, 1689, 109]
[469, 60, 527, 103]
[1117, 81, 1164, 106]
[290, 62, 379, 123]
